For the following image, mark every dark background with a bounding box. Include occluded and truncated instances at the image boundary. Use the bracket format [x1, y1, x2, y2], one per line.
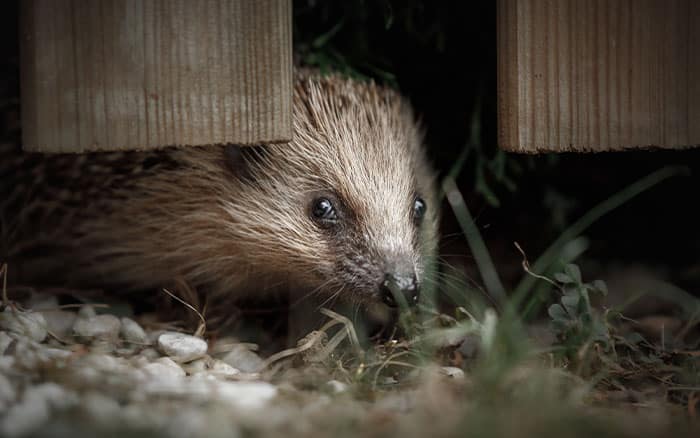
[2, 1, 698, 302]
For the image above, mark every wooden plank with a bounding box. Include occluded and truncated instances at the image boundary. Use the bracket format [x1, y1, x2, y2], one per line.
[497, 0, 700, 153]
[20, 0, 292, 153]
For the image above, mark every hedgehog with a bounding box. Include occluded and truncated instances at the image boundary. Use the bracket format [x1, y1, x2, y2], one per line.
[0, 71, 439, 314]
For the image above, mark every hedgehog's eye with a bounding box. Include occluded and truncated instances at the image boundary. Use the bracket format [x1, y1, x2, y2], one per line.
[413, 197, 426, 225]
[311, 197, 338, 226]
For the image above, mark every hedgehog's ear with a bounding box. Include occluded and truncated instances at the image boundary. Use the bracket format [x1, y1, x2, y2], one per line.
[224, 144, 266, 182]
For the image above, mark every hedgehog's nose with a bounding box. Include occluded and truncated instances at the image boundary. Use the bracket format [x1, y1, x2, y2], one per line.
[380, 272, 419, 308]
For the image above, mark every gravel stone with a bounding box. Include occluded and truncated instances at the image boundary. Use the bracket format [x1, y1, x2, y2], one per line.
[142, 357, 187, 378]
[221, 344, 264, 373]
[326, 380, 349, 393]
[139, 348, 161, 361]
[148, 329, 166, 344]
[0, 309, 48, 342]
[209, 359, 240, 378]
[0, 387, 50, 437]
[190, 373, 218, 383]
[29, 382, 80, 410]
[83, 353, 128, 373]
[0, 383, 78, 438]
[164, 409, 239, 438]
[0, 296, 289, 438]
[375, 390, 418, 413]
[440, 366, 465, 379]
[13, 340, 55, 369]
[41, 347, 72, 361]
[73, 314, 121, 341]
[0, 356, 15, 373]
[157, 332, 208, 363]
[81, 392, 121, 426]
[0, 373, 17, 412]
[122, 402, 160, 429]
[120, 317, 148, 344]
[115, 346, 140, 356]
[0, 331, 13, 354]
[215, 381, 278, 410]
[78, 305, 97, 319]
[40, 310, 77, 339]
[183, 358, 208, 375]
[89, 340, 118, 354]
[129, 355, 150, 368]
[151, 357, 186, 377]
[140, 372, 203, 399]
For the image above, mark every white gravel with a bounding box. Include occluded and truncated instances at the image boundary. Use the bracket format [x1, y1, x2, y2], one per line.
[0, 331, 13, 354]
[221, 344, 264, 372]
[440, 366, 466, 379]
[0, 309, 48, 342]
[183, 358, 209, 375]
[0, 386, 51, 438]
[142, 357, 187, 378]
[0, 309, 286, 438]
[1, 291, 467, 438]
[120, 317, 148, 344]
[0, 373, 17, 412]
[0, 383, 79, 438]
[326, 380, 349, 393]
[139, 347, 161, 361]
[78, 305, 97, 319]
[215, 381, 278, 410]
[80, 392, 122, 425]
[40, 310, 77, 338]
[209, 359, 240, 378]
[73, 314, 121, 341]
[157, 332, 208, 363]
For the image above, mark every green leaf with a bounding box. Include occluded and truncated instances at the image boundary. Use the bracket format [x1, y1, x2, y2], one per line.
[548, 304, 568, 321]
[554, 272, 574, 284]
[564, 264, 582, 284]
[561, 292, 580, 316]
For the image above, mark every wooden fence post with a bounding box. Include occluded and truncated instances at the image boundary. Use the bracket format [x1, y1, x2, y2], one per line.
[20, 0, 293, 153]
[498, 0, 700, 153]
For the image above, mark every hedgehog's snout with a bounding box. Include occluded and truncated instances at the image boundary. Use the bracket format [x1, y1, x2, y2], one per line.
[377, 258, 419, 308]
[379, 272, 419, 308]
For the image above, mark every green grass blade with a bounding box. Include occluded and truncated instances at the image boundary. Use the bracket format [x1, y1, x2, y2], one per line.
[442, 176, 506, 305]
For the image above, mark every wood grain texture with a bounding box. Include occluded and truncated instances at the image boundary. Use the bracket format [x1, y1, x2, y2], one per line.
[498, 0, 700, 153]
[20, 0, 292, 153]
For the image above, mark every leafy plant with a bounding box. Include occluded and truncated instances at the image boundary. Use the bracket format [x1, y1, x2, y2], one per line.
[547, 264, 610, 354]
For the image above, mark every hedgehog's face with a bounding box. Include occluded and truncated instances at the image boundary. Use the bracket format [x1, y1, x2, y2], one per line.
[222, 142, 437, 309]
[304, 190, 431, 307]
[282, 119, 438, 309]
